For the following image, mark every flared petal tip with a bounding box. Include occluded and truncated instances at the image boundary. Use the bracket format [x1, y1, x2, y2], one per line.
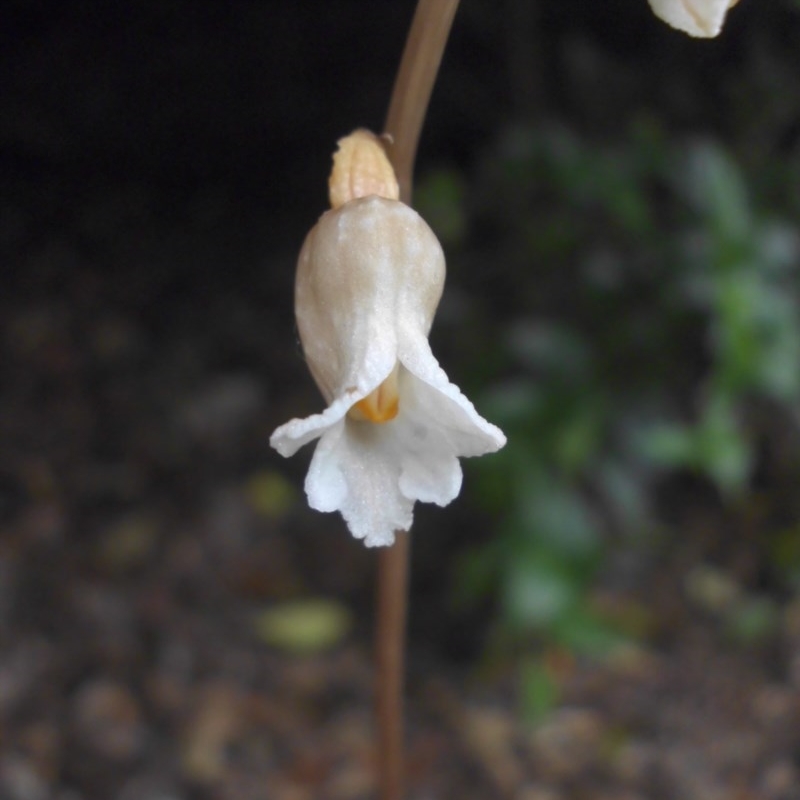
[362, 529, 403, 548]
[269, 425, 300, 458]
[648, 0, 736, 37]
[269, 393, 359, 459]
[485, 425, 507, 453]
[344, 505, 412, 548]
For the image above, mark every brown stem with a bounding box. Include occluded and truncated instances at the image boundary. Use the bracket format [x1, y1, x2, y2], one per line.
[383, 0, 461, 204]
[375, 531, 411, 800]
[376, 2, 460, 799]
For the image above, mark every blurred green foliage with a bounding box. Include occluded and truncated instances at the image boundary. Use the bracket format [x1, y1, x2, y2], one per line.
[418, 118, 800, 712]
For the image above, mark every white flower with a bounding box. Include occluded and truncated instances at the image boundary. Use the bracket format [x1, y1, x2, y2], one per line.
[648, 0, 739, 37]
[270, 195, 506, 547]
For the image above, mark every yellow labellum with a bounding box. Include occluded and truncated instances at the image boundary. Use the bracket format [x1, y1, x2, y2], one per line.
[349, 364, 400, 424]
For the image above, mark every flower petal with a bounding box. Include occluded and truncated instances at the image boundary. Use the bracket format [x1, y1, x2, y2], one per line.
[398, 332, 507, 457]
[396, 423, 462, 506]
[271, 193, 507, 546]
[306, 420, 414, 547]
[269, 391, 357, 458]
[648, 0, 736, 37]
[295, 197, 444, 401]
[304, 423, 348, 512]
[272, 358, 505, 546]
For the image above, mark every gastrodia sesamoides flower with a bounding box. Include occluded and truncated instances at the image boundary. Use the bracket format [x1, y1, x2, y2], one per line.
[270, 130, 506, 547]
[648, 0, 740, 37]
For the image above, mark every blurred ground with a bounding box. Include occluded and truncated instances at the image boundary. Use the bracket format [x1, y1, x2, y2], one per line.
[2, 2, 800, 799]
[3, 144, 800, 800]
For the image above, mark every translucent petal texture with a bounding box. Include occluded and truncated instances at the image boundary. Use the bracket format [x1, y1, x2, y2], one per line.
[270, 196, 506, 546]
[270, 392, 356, 459]
[272, 361, 505, 547]
[294, 196, 445, 402]
[648, 0, 737, 37]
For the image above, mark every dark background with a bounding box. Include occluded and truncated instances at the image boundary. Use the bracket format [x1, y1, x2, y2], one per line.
[3, 2, 800, 799]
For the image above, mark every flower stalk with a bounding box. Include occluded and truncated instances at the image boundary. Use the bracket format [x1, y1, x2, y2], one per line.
[377, 4, 461, 798]
[383, 0, 461, 206]
[270, 1, 486, 796]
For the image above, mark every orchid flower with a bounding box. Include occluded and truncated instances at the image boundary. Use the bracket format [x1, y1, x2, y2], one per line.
[648, 0, 739, 37]
[270, 131, 506, 547]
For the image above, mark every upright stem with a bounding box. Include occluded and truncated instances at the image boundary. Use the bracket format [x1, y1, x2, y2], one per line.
[375, 532, 411, 800]
[383, 0, 461, 204]
[376, 2, 460, 799]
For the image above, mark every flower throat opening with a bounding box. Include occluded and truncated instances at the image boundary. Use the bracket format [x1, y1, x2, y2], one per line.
[348, 364, 400, 424]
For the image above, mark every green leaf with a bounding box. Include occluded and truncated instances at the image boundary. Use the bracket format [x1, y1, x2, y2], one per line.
[245, 471, 297, 518]
[517, 482, 600, 560]
[254, 599, 352, 655]
[694, 396, 752, 494]
[638, 423, 695, 467]
[553, 608, 628, 657]
[724, 596, 780, 646]
[683, 142, 751, 243]
[520, 659, 561, 722]
[503, 555, 580, 629]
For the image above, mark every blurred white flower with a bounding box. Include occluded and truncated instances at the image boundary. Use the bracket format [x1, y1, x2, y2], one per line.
[648, 0, 739, 37]
[270, 194, 505, 547]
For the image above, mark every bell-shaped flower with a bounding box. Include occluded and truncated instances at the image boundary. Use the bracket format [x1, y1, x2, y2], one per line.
[648, 0, 739, 37]
[270, 133, 505, 547]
